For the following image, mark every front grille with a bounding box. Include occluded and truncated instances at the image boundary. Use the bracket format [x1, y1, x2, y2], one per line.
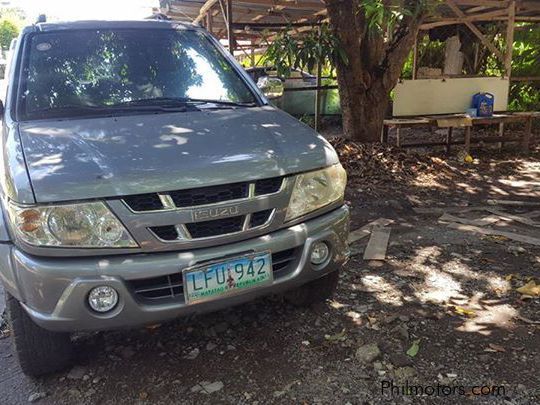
[123, 177, 283, 212]
[186, 215, 244, 238]
[169, 182, 248, 208]
[150, 209, 274, 241]
[250, 209, 273, 227]
[129, 273, 183, 300]
[270, 248, 296, 275]
[127, 248, 298, 302]
[255, 177, 283, 195]
[124, 194, 163, 211]
[151, 225, 179, 241]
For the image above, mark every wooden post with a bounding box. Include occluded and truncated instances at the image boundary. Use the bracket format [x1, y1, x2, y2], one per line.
[446, 127, 453, 154]
[226, 0, 235, 55]
[381, 124, 389, 143]
[206, 12, 213, 35]
[314, 25, 322, 132]
[498, 122, 505, 151]
[523, 115, 533, 153]
[412, 35, 419, 80]
[473, 43, 479, 73]
[505, 1, 516, 77]
[464, 127, 472, 154]
[250, 41, 255, 67]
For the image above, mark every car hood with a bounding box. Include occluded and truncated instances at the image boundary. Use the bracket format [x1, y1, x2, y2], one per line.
[18, 106, 339, 203]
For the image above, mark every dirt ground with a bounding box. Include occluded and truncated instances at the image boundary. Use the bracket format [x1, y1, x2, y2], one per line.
[1, 136, 540, 404]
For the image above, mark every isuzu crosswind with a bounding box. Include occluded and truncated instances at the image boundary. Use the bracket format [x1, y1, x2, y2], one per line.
[0, 19, 349, 376]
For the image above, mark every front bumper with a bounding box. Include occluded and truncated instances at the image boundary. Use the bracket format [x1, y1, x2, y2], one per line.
[0, 206, 349, 332]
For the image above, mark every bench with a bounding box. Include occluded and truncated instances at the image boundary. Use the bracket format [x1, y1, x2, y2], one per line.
[381, 112, 540, 153]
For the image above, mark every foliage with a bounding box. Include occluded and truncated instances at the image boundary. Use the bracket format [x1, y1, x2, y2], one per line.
[262, 24, 346, 78]
[509, 24, 540, 111]
[298, 114, 315, 128]
[361, 0, 416, 36]
[0, 18, 18, 50]
[262, 1, 436, 79]
[359, 0, 439, 37]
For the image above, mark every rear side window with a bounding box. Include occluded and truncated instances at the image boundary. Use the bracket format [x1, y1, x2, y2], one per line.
[18, 28, 256, 120]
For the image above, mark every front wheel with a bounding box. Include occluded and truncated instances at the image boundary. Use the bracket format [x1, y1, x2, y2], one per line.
[6, 293, 74, 377]
[284, 269, 340, 306]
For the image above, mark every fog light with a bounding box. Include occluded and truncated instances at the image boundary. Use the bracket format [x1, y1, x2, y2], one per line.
[310, 242, 330, 265]
[88, 286, 118, 313]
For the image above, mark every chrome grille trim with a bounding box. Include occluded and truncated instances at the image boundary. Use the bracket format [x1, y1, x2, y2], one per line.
[105, 176, 296, 251]
[248, 182, 256, 198]
[149, 209, 276, 243]
[242, 213, 252, 231]
[122, 177, 285, 213]
[158, 194, 176, 210]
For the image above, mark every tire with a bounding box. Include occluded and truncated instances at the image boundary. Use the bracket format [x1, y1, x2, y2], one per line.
[6, 293, 73, 377]
[285, 269, 340, 307]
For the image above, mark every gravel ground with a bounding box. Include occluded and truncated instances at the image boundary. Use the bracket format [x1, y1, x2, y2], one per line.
[1, 142, 539, 405]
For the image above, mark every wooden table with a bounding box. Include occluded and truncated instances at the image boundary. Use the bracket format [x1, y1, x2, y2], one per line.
[382, 112, 539, 153]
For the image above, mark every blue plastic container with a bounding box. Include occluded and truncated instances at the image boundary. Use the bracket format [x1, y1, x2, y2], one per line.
[472, 92, 494, 117]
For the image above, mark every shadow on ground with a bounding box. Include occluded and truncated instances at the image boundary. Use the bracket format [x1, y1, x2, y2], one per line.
[1, 140, 540, 404]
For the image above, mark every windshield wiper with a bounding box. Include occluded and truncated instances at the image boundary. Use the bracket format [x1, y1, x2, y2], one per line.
[111, 97, 205, 108]
[27, 97, 258, 119]
[184, 98, 258, 108]
[27, 105, 113, 118]
[112, 97, 257, 109]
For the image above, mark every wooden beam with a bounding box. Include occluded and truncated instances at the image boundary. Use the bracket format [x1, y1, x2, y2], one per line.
[363, 226, 391, 261]
[446, 0, 505, 62]
[453, 0, 510, 6]
[505, 0, 516, 77]
[233, 0, 324, 10]
[421, 8, 509, 30]
[314, 24, 322, 132]
[194, 0, 219, 24]
[206, 11, 213, 34]
[226, 0, 235, 54]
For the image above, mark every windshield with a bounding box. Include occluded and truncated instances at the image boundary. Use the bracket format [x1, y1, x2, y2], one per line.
[18, 28, 258, 120]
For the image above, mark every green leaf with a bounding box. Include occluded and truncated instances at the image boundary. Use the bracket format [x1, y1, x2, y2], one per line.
[406, 339, 420, 357]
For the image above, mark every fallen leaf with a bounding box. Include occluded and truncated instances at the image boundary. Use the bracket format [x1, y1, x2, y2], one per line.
[406, 340, 420, 357]
[481, 235, 509, 243]
[324, 329, 347, 342]
[487, 343, 506, 353]
[516, 281, 540, 297]
[453, 306, 477, 318]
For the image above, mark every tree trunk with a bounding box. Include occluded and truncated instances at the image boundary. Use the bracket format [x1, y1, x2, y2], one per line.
[325, 0, 425, 143]
[336, 62, 390, 142]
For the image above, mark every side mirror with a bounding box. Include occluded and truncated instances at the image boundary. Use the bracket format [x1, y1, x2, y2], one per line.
[256, 76, 284, 100]
[0, 100, 4, 117]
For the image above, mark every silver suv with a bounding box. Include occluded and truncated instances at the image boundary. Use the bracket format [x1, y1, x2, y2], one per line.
[0, 19, 349, 376]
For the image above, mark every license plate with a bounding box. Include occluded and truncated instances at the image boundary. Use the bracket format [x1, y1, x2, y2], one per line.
[183, 252, 273, 304]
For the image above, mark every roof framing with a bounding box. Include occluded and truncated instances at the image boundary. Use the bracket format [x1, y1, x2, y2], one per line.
[160, 0, 540, 70]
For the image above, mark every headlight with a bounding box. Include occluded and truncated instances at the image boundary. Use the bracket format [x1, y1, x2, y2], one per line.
[285, 164, 347, 221]
[7, 201, 137, 248]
